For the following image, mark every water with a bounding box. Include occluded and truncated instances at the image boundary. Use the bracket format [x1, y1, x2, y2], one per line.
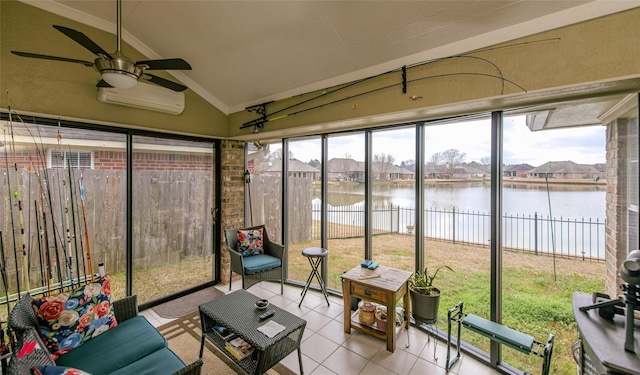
[323, 182, 605, 220]
[316, 181, 606, 258]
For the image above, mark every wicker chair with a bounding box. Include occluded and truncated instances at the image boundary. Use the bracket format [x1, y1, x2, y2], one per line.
[225, 225, 285, 294]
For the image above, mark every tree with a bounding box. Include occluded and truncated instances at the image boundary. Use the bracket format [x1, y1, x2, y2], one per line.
[480, 156, 491, 174]
[374, 153, 395, 180]
[308, 159, 321, 168]
[428, 152, 443, 179]
[251, 143, 272, 174]
[272, 148, 294, 160]
[441, 148, 466, 175]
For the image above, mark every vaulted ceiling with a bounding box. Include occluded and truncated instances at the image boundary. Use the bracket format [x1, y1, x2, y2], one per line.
[19, 1, 640, 115]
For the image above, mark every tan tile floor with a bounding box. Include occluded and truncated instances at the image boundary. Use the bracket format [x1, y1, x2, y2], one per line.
[141, 282, 500, 375]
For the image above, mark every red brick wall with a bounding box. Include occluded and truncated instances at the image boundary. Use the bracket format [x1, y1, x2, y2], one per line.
[220, 139, 246, 285]
[605, 117, 635, 297]
[95, 150, 213, 171]
[8, 148, 213, 171]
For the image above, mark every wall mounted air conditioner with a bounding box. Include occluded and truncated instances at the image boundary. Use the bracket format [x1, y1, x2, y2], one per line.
[97, 83, 185, 115]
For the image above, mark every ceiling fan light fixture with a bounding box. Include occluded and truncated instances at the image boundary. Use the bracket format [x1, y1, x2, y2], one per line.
[101, 71, 138, 89]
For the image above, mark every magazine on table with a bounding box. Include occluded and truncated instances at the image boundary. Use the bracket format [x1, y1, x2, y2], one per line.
[213, 324, 235, 340]
[225, 337, 253, 360]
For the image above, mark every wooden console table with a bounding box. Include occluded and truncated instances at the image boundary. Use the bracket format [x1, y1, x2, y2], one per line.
[341, 265, 412, 352]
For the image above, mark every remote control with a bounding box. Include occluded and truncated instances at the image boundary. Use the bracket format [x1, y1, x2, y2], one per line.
[259, 310, 275, 321]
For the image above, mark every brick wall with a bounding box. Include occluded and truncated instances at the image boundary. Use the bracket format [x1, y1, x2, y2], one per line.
[8, 149, 213, 171]
[95, 150, 213, 171]
[220, 139, 246, 285]
[605, 117, 634, 297]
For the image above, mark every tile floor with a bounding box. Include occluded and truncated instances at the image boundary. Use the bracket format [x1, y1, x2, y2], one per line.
[141, 281, 500, 375]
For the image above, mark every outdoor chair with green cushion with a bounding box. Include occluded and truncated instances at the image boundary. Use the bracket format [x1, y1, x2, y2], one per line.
[225, 224, 285, 294]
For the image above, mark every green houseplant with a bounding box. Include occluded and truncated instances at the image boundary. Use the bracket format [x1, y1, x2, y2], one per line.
[409, 265, 453, 323]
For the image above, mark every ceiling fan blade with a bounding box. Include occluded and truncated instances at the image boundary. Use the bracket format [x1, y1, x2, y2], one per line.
[136, 58, 192, 70]
[144, 73, 188, 92]
[96, 79, 113, 88]
[53, 25, 113, 59]
[11, 51, 94, 67]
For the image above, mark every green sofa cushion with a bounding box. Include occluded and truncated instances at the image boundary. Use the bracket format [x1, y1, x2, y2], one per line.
[243, 254, 281, 274]
[109, 347, 186, 375]
[56, 316, 167, 375]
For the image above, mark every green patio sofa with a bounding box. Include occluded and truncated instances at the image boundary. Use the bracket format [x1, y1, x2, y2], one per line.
[6, 294, 202, 375]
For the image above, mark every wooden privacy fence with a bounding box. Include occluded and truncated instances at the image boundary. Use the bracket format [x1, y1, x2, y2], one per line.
[246, 175, 312, 244]
[0, 168, 213, 294]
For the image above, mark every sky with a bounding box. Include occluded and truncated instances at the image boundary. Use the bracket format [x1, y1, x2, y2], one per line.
[276, 115, 606, 167]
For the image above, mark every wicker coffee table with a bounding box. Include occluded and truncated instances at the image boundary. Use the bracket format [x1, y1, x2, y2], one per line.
[199, 289, 306, 375]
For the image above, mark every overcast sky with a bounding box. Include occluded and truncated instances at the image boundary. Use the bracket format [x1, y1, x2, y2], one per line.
[281, 115, 605, 167]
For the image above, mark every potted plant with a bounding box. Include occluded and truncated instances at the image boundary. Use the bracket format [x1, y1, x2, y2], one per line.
[409, 265, 453, 323]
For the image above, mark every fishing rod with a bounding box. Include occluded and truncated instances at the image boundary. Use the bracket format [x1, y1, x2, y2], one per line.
[241, 71, 527, 130]
[54, 128, 73, 289]
[8, 111, 30, 293]
[0, 232, 11, 319]
[240, 38, 553, 131]
[39, 199, 53, 295]
[0, 231, 12, 374]
[3, 129, 21, 297]
[34, 199, 45, 289]
[242, 68, 399, 130]
[78, 174, 94, 282]
[52, 130, 73, 289]
[34, 126, 64, 292]
[26, 166, 31, 287]
[4, 111, 64, 293]
[67, 159, 82, 286]
[0, 232, 12, 375]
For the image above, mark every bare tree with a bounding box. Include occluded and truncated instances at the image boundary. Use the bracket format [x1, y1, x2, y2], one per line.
[272, 148, 294, 160]
[251, 144, 272, 174]
[428, 152, 443, 179]
[374, 153, 395, 180]
[480, 156, 491, 174]
[441, 148, 466, 175]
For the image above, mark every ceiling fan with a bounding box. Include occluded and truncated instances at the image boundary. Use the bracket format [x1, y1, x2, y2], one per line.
[11, 0, 191, 92]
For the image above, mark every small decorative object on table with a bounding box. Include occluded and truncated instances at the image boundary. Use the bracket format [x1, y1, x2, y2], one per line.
[359, 301, 376, 325]
[255, 299, 269, 310]
[375, 306, 388, 330]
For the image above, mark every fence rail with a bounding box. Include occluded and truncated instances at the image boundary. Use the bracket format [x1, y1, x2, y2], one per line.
[312, 204, 605, 260]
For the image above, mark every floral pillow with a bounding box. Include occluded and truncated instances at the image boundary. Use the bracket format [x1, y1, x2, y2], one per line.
[31, 276, 118, 359]
[237, 228, 264, 256]
[32, 365, 93, 375]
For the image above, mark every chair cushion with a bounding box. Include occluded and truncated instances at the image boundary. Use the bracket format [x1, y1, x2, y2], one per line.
[55, 316, 167, 375]
[237, 228, 264, 256]
[108, 347, 186, 375]
[243, 254, 281, 274]
[31, 276, 117, 359]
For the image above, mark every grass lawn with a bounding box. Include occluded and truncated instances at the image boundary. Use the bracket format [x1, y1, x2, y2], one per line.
[287, 233, 604, 374]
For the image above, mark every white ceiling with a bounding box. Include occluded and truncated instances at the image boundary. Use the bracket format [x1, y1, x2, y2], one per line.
[21, 0, 640, 115]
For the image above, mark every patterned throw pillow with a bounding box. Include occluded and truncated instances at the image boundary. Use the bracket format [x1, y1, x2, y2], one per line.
[31, 276, 118, 359]
[32, 365, 93, 375]
[237, 228, 264, 256]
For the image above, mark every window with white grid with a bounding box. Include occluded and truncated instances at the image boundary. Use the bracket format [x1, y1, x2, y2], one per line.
[49, 149, 93, 169]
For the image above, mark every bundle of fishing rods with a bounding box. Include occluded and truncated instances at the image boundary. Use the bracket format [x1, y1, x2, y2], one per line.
[0, 109, 98, 368]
